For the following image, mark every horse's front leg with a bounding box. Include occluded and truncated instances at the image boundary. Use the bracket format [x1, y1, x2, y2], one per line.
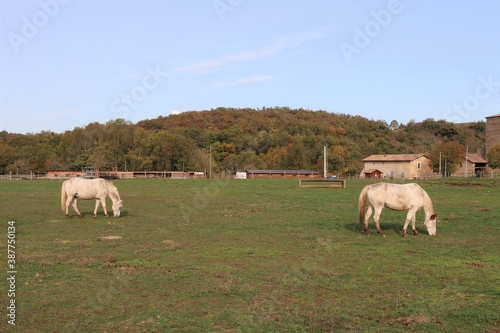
[403, 209, 417, 237]
[99, 197, 109, 218]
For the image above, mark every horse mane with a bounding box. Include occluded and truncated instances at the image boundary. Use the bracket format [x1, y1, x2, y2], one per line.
[421, 188, 435, 217]
[105, 181, 121, 202]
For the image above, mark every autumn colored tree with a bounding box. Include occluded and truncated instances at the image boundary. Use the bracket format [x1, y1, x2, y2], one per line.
[486, 144, 500, 169]
[428, 141, 466, 175]
[0, 141, 16, 173]
[0, 108, 489, 176]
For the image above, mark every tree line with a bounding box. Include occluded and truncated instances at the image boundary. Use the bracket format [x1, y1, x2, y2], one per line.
[0, 107, 488, 176]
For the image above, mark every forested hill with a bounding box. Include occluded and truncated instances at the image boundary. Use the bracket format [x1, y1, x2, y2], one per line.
[0, 107, 485, 175]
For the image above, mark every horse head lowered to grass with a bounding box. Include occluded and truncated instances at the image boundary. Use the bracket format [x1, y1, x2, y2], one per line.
[358, 182, 437, 237]
[61, 177, 123, 218]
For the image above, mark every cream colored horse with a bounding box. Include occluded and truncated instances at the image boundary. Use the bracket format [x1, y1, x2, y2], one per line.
[61, 177, 123, 218]
[359, 182, 437, 237]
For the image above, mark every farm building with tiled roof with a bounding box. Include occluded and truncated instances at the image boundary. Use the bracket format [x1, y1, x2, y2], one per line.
[361, 154, 433, 180]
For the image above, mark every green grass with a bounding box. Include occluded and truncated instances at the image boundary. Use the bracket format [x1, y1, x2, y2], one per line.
[0, 178, 499, 332]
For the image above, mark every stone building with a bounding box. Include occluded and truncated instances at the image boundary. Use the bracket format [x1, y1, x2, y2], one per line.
[485, 114, 500, 174]
[485, 114, 500, 154]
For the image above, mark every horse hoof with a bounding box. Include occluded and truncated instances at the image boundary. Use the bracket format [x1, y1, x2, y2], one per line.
[402, 234, 408, 238]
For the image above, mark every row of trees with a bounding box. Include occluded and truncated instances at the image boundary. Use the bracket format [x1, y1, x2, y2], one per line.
[0, 107, 490, 176]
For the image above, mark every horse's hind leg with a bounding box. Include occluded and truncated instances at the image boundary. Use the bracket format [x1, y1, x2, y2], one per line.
[363, 206, 373, 235]
[71, 198, 82, 218]
[411, 211, 418, 235]
[373, 207, 385, 237]
[65, 198, 71, 219]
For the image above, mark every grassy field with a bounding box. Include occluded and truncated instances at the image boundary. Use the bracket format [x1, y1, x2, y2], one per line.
[0, 178, 499, 332]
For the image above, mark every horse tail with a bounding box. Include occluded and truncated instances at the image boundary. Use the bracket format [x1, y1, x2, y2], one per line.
[61, 180, 68, 212]
[358, 185, 369, 228]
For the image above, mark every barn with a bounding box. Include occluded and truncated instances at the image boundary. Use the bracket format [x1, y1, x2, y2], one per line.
[361, 154, 433, 180]
[454, 153, 488, 177]
[363, 169, 383, 179]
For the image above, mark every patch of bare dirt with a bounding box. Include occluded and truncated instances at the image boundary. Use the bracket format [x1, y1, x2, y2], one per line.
[394, 315, 431, 325]
[466, 262, 488, 268]
[162, 239, 181, 250]
[56, 239, 92, 248]
[117, 265, 136, 273]
[99, 235, 122, 240]
[447, 182, 485, 187]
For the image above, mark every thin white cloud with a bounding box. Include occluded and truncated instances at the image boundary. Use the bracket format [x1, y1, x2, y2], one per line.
[208, 75, 274, 89]
[49, 109, 79, 118]
[207, 75, 274, 89]
[172, 28, 327, 75]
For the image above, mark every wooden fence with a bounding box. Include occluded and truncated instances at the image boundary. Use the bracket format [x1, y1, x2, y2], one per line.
[298, 179, 346, 188]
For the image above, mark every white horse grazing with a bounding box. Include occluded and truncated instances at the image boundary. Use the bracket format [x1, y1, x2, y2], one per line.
[359, 182, 437, 237]
[61, 177, 123, 218]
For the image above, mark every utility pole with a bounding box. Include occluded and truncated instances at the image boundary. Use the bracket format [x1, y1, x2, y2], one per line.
[209, 145, 212, 179]
[439, 152, 442, 178]
[465, 146, 469, 177]
[324, 144, 327, 179]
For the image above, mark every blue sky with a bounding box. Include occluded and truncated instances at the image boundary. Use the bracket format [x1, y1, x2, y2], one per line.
[1, 0, 499, 134]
